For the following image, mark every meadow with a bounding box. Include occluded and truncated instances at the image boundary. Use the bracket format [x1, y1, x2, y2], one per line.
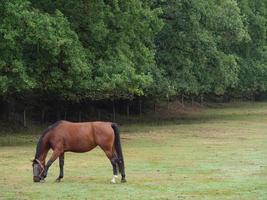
[0, 102, 266, 200]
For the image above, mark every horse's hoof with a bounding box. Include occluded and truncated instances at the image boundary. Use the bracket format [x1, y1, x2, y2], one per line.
[40, 179, 45, 183]
[121, 179, 127, 183]
[56, 178, 62, 182]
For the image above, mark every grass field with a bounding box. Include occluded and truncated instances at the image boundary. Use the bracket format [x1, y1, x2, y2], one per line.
[0, 102, 267, 200]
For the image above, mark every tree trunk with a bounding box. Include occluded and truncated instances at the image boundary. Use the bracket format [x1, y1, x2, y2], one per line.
[200, 95, 204, 106]
[252, 93, 256, 102]
[139, 98, 142, 117]
[98, 110, 101, 120]
[181, 94, 185, 107]
[41, 108, 46, 123]
[78, 111, 82, 122]
[126, 101, 130, 117]
[57, 110, 61, 121]
[7, 100, 11, 121]
[64, 111, 67, 120]
[112, 100, 116, 122]
[23, 109, 27, 128]
[167, 96, 169, 110]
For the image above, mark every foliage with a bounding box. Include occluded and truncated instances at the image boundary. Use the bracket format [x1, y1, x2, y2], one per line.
[1, 0, 267, 116]
[155, 0, 248, 96]
[235, 0, 267, 97]
[31, 0, 163, 99]
[0, 0, 92, 100]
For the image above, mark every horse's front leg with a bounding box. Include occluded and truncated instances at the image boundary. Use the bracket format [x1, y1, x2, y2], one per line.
[56, 153, 64, 182]
[43, 149, 62, 180]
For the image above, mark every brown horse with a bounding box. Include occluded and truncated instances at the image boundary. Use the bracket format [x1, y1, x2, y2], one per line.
[32, 120, 126, 183]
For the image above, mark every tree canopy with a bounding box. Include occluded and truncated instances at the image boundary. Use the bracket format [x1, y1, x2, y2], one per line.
[1, 0, 267, 107]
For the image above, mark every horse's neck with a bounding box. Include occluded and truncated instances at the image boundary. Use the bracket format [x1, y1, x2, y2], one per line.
[37, 138, 50, 165]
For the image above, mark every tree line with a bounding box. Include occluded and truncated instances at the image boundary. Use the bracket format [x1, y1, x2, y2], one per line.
[0, 0, 267, 122]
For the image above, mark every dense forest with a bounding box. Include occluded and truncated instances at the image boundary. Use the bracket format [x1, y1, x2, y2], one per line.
[0, 0, 267, 123]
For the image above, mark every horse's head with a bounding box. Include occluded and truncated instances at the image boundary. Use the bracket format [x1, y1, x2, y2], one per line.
[32, 159, 45, 182]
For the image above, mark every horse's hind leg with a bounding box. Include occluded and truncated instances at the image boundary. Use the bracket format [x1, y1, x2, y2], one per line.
[116, 158, 126, 183]
[110, 154, 119, 183]
[103, 149, 118, 183]
[56, 153, 64, 182]
[111, 156, 118, 175]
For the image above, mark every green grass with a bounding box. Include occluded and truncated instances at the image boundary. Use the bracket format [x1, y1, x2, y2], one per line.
[0, 102, 267, 200]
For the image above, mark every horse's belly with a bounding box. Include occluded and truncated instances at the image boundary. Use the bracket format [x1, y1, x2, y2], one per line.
[65, 140, 96, 153]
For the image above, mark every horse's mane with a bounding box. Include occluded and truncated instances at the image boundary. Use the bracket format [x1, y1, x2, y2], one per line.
[34, 121, 63, 159]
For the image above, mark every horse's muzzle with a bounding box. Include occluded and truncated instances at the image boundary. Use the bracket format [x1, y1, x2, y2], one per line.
[33, 176, 41, 182]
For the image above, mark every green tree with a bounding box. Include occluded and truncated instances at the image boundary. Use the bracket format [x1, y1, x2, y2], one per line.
[235, 0, 267, 99]
[31, 0, 163, 100]
[0, 0, 92, 100]
[155, 0, 248, 98]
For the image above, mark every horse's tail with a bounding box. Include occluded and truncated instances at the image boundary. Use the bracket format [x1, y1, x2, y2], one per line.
[111, 123, 125, 175]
